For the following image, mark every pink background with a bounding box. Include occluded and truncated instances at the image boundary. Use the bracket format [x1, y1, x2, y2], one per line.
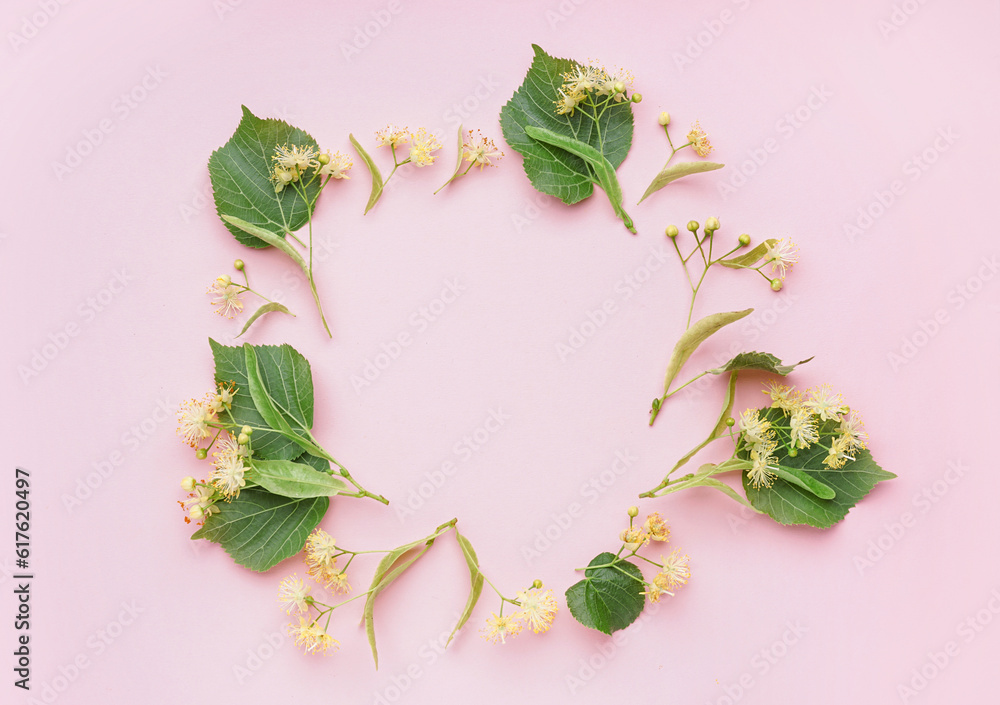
[2, 0, 999, 702]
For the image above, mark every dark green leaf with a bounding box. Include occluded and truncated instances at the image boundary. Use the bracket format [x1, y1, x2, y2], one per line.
[565, 552, 645, 634]
[208, 106, 320, 248]
[191, 487, 327, 572]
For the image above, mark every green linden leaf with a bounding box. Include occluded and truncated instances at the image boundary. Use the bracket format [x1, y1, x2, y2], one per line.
[565, 552, 645, 634]
[209, 339, 316, 461]
[706, 351, 813, 376]
[249, 459, 346, 499]
[208, 106, 321, 248]
[191, 487, 327, 572]
[500, 45, 634, 226]
[739, 407, 897, 528]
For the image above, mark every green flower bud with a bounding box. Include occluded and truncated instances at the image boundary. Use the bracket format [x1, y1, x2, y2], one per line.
[532, 579, 543, 589]
[705, 217, 720, 232]
[241, 425, 253, 435]
[181, 476, 196, 491]
[738, 234, 751, 247]
[238, 433, 250, 445]
[658, 111, 671, 126]
[195, 448, 208, 460]
[686, 220, 700, 232]
[788, 448, 799, 457]
[665, 224, 679, 238]
[627, 506, 639, 518]
[318, 153, 331, 165]
[233, 259, 245, 271]
[725, 417, 736, 427]
[770, 279, 784, 292]
[189, 505, 204, 520]
[613, 81, 626, 94]
[217, 274, 231, 286]
[631, 93, 643, 103]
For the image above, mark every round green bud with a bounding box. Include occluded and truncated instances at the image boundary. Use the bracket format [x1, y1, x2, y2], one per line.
[658, 111, 671, 126]
[705, 217, 720, 232]
[238, 433, 250, 445]
[532, 579, 543, 589]
[241, 425, 253, 435]
[738, 234, 751, 247]
[627, 506, 639, 518]
[665, 224, 679, 238]
[631, 93, 643, 103]
[180, 476, 196, 491]
[770, 279, 784, 292]
[686, 220, 700, 232]
[318, 153, 331, 165]
[725, 417, 736, 427]
[233, 259, 245, 271]
[613, 81, 626, 94]
[189, 505, 204, 520]
[195, 448, 208, 460]
[217, 274, 231, 286]
[788, 448, 799, 457]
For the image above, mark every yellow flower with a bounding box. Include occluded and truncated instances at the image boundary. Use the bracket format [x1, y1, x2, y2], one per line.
[739, 409, 772, 445]
[210, 382, 237, 414]
[763, 381, 803, 413]
[748, 439, 778, 489]
[277, 574, 311, 615]
[554, 88, 584, 116]
[289, 617, 338, 655]
[176, 396, 216, 447]
[764, 239, 799, 279]
[561, 65, 602, 94]
[515, 588, 558, 633]
[270, 164, 297, 193]
[181, 484, 219, 522]
[619, 526, 650, 552]
[408, 128, 441, 167]
[658, 549, 691, 591]
[687, 122, 713, 157]
[481, 612, 523, 644]
[304, 528, 339, 568]
[643, 512, 671, 542]
[462, 131, 503, 169]
[209, 434, 246, 499]
[375, 125, 409, 148]
[804, 384, 848, 422]
[207, 277, 244, 318]
[317, 150, 353, 179]
[272, 143, 318, 172]
[823, 434, 855, 469]
[789, 407, 819, 449]
[839, 411, 869, 452]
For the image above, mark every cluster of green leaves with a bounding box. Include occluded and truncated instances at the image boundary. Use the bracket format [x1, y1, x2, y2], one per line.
[192, 340, 385, 571]
[500, 45, 637, 232]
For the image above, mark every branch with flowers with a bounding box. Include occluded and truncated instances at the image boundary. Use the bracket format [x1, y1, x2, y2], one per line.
[566, 509, 689, 633]
[273, 521, 558, 663]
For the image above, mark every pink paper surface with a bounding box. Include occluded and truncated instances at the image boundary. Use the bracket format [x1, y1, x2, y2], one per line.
[2, 0, 999, 702]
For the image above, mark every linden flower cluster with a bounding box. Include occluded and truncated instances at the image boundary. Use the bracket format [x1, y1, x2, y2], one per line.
[554, 63, 641, 116]
[270, 143, 353, 193]
[205, 259, 292, 322]
[740, 383, 869, 488]
[175, 382, 257, 522]
[274, 528, 363, 655]
[619, 508, 691, 603]
[376, 125, 442, 168]
[480, 580, 559, 645]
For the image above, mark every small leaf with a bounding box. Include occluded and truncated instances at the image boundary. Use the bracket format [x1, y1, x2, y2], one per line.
[250, 459, 346, 498]
[236, 302, 295, 339]
[662, 309, 753, 394]
[638, 161, 725, 204]
[707, 351, 813, 376]
[719, 239, 778, 269]
[350, 133, 384, 214]
[208, 106, 319, 248]
[434, 124, 466, 195]
[565, 552, 645, 634]
[740, 407, 896, 528]
[446, 530, 485, 647]
[191, 487, 327, 572]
